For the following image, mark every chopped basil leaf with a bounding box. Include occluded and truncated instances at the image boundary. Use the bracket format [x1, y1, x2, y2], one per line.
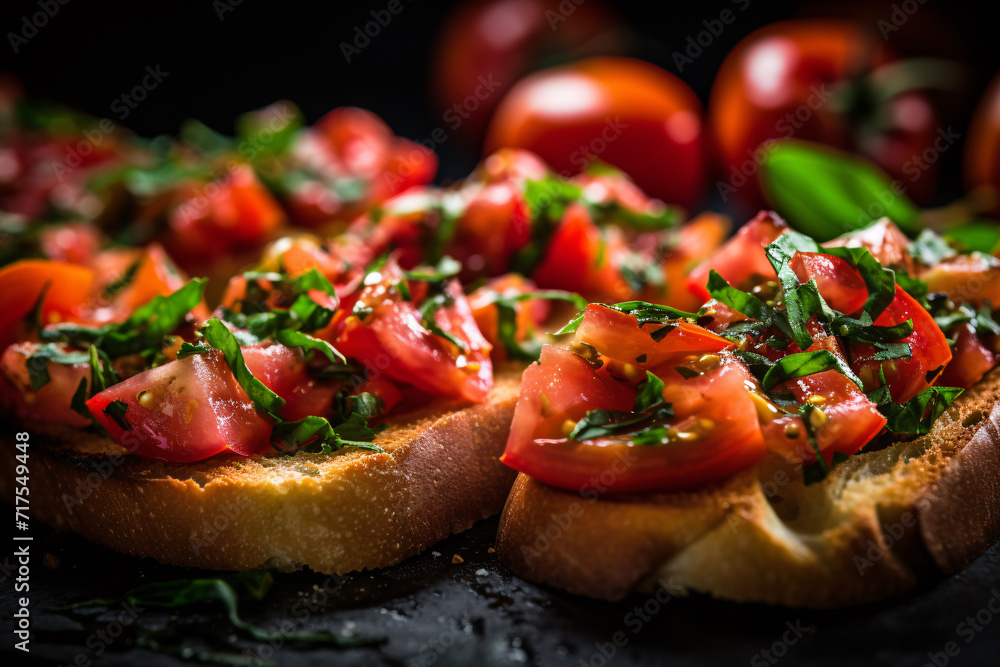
[761, 350, 863, 392]
[345, 392, 383, 419]
[69, 377, 90, 421]
[554, 300, 698, 336]
[509, 176, 583, 275]
[633, 372, 666, 412]
[177, 342, 209, 359]
[274, 329, 346, 364]
[25, 344, 89, 391]
[569, 371, 673, 442]
[418, 292, 468, 352]
[101, 260, 140, 300]
[876, 386, 963, 435]
[42, 278, 207, 359]
[103, 400, 133, 431]
[403, 256, 461, 283]
[271, 415, 382, 455]
[674, 366, 700, 380]
[201, 318, 286, 417]
[481, 289, 588, 360]
[706, 270, 776, 323]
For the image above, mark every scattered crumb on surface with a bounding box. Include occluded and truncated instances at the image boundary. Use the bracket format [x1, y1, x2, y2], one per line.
[488, 547, 495, 554]
[452, 554, 464, 564]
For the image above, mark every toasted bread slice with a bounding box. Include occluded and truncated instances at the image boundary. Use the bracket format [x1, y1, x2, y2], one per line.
[497, 367, 1000, 608]
[0, 369, 522, 573]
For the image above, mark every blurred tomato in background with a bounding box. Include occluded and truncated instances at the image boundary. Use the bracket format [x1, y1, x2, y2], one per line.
[965, 72, 1000, 213]
[484, 57, 706, 210]
[431, 0, 624, 145]
[709, 19, 948, 212]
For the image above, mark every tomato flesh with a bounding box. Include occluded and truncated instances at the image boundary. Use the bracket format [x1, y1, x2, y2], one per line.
[937, 325, 996, 390]
[325, 261, 493, 403]
[1, 342, 91, 428]
[573, 304, 734, 369]
[87, 351, 273, 462]
[687, 210, 787, 300]
[0, 260, 96, 351]
[502, 344, 767, 494]
[761, 370, 887, 465]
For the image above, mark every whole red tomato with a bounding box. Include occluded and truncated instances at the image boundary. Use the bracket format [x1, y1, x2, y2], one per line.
[965, 71, 1000, 212]
[484, 57, 706, 209]
[709, 20, 942, 211]
[431, 0, 622, 145]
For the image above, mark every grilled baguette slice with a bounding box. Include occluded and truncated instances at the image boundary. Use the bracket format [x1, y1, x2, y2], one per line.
[0, 370, 522, 573]
[497, 367, 1000, 608]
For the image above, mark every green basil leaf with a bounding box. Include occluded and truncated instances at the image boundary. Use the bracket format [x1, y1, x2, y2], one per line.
[509, 176, 583, 275]
[759, 140, 920, 239]
[274, 329, 346, 364]
[403, 256, 461, 283]
[42, 278, 208, 358]
[634, 371, 666, 412]
[761, 350, 863, 391]
[201, 318, 285, 418]
[878, 386, 963, 435]
[103, 400, 133, 431]
[943, 221, 1000, 255]
[177, 342, 209, 359]
[706, 270, 775, 322]
[25, 344, 90, 391]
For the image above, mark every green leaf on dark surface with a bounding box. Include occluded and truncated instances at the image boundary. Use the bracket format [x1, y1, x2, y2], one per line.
[55, 570, 378, 648]
[759, 140, 920, 240]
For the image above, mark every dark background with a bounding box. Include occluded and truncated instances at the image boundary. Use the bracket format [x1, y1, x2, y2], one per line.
[3, 1, 1000, 665]
[2, 0, 1000, 195]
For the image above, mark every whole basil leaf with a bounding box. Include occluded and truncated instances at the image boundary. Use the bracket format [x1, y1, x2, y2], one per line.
[759, 140, 921, 240]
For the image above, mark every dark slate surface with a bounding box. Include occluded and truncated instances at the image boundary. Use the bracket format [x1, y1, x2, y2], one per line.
[2, 518, 1000, 667]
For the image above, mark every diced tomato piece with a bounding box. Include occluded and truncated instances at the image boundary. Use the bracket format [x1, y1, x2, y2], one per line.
[686, 210, 788, 300]
[920, 253, 1000, 306]
[502, 347, 767, 493]
[761, 370, 887, 465]
[86, 350, 273, 462]
[937, 325, 996, 389]
[572, 304, 734, 369]
[323, 260, 493, 403]
[532, 203, 632, 303]
[823, 218, 915, 274]
[850, 286, 952, 403]
[1, 342, 91, 427]
[790, 252, 868, 315]
[242, 343, 338, 422]
[0, 260, 96, 351]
